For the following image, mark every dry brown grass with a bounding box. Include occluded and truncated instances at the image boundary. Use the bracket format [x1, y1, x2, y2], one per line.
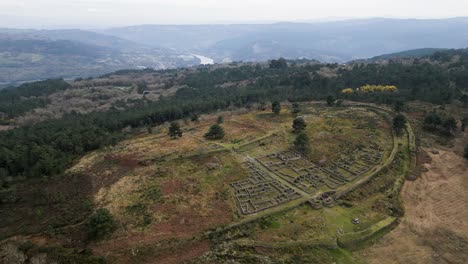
[360, 148, 468, 264]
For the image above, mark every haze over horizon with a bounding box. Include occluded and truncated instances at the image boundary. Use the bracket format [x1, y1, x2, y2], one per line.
[1, 0, 468, 28]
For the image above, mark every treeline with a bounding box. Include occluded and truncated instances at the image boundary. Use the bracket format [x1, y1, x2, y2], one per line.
[337, 62, 457, 104]
[0, 89, 267, 179]
[0, 79, 71, 119]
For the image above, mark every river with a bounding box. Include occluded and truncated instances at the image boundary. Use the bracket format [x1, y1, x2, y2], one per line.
[192, 54, 214, 65]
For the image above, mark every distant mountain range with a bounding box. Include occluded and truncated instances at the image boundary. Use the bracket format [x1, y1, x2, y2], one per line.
[0, 29, 200, 84]
[102, 17, 468, 63]
[1, 17, 468, 84]
[348, 48, 447, 63]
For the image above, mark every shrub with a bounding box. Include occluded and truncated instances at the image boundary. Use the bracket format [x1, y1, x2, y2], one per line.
[393, 114, 407, 135]
[294, 132, 310, 155]
[204, 124, 225, 140]
[272, 101, 281, 114]
[292, 117, 307, 133]
[86, 208, 115, 240]
[168, 122, 183, 139]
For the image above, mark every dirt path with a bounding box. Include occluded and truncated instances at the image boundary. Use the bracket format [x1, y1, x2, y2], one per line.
[360, 149, 468, 264]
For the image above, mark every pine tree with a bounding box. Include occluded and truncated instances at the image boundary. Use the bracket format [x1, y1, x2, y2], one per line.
[292, 117, 307, 133]
[190, 114, 199, 122]
[86, 208, 115, 240]
[168, 122, 183, 139]
[443, 117, 457, 134]
[393, 114, 407, 135]
[294, 132, 310, 155]
[272, 101, 281, 114]
[204, 124, 225, 140]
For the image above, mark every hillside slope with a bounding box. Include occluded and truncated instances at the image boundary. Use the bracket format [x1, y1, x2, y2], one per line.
[0, 29, 200, 84]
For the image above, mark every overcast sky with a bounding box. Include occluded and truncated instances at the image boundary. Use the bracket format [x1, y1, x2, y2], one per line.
[1, 0, 468, 28]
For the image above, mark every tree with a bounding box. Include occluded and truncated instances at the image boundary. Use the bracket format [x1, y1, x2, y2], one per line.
[291, 103, 301, 115]
[294, 132, 310, 155]
[393, 114, 407, 135]
[464, 146, 468, 159]
[168, 122, 183, 139]
[86, 208, 115, 240]
[443, 117, 457, 134]
[326, 95, 335, 106]
[269, 58, 288, 69]
[292, 117, 307, 133]
[394, 100, 405, 112]
[217, 116, 224, 124]
[424, 112, 442, 128]
[204, 124, 225, 140]
[190, 113, 199, 122]
[272, 101, 281, 114]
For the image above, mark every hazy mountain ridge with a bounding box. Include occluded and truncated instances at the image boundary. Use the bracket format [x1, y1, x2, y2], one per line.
[1, 17, 468, 84]
[103, 17, 468, 63]
[355, 48, 448, 62]
[0, 29, 200, 84]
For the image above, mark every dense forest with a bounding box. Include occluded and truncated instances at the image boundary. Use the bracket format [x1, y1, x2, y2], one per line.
[1, 49, 467, 181]
[0, 79, 71, 119]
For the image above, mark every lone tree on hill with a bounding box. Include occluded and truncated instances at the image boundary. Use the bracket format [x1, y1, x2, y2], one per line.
[272, 101, 281, 114]
[292, 117, 307, 133]
[87, 208, 115, 240]
[393, 114, 407, 135]
[326, 95, 335, 106]
[204, 123, 225, 140]
[168, 122, 183, 139]
[294, 132, 310, 155]
[217, 116, 224, 124]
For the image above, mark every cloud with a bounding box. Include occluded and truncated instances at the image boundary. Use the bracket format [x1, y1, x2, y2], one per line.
[0, 0, 467, 27]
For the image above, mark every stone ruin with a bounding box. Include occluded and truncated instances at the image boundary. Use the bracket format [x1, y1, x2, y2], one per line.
[257, 144, 384, 194]
[230, 161, 301, 215]
[230, 142, 384, 215]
